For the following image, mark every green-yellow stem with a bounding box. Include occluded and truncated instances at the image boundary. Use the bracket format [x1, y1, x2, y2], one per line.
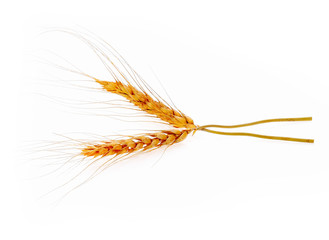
[198, 117, 312, 129]
[197, 117, 314, 143]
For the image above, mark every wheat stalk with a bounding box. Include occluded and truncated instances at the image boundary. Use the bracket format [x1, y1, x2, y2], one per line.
[34, 30, 315, 198]
[80, 78, 314, 160]
[41, 30, 313, 183]
[70, 30, 313, 160]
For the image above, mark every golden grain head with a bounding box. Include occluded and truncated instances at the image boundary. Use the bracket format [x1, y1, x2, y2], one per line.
[95, 80, 196, 129]
[81, 129, 191, 158]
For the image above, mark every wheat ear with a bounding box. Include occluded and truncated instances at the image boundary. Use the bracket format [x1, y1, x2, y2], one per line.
[95, 79, 196, 129]
[81, 129, 191, 158]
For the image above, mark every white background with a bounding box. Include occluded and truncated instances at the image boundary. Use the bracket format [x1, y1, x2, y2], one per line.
[1, 0, 329, 239]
